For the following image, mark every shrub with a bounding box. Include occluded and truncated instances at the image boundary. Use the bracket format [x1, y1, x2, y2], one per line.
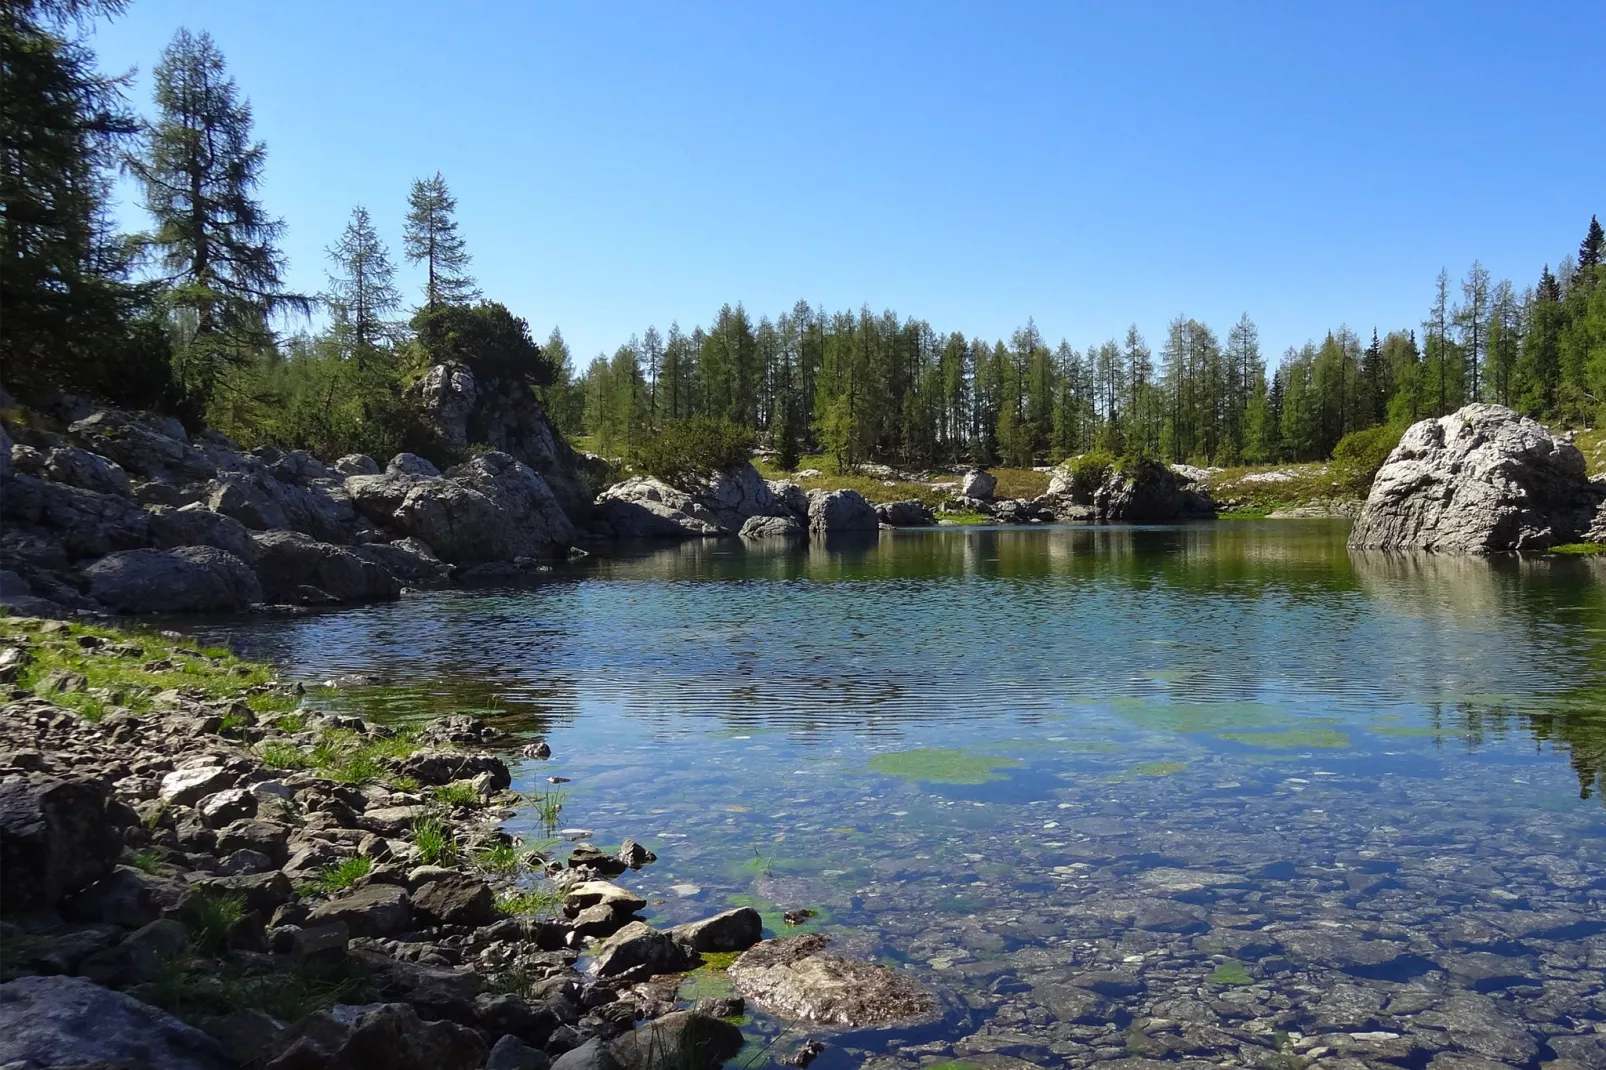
[1060, 450, 1115, 502]
[628, 416, 755, 485]
[1332, 424, 1403, 495]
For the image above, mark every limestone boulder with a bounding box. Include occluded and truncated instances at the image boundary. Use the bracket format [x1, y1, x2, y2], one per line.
[1349, 404, 1605, 553]
[0, 474, 151, 558]
[729, 934, 934, 1028]
[251, 529, 402, 604]
[0, 776, 126, 912]
[959, 469, 997, 500]
[806, 488, 880, 533]
[876, 499, 937, 527]
[0, 974, 234, 1070]
[83, 546, 262, 612]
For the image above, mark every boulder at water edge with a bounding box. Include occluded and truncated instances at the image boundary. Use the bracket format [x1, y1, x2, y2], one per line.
[1348, 404, 1606, 553]
[729, 934, 934, 1028]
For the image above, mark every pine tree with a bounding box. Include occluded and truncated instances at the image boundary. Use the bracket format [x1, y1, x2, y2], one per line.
[325, 205, 400, 360]
[1515, 268, 1563, 418]
[403, 172, 477, 311]
[128, 27, 302, 407]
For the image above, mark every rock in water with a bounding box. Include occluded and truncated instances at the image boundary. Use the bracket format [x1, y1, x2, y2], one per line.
[1349, 404, 1605, 553]
[729, 934, 934, 1027]
[875, 499, 937, 527]
[1095, 459, 1214, 522]
[0, 974, 235, 1069]
[805, 489, 880, 533]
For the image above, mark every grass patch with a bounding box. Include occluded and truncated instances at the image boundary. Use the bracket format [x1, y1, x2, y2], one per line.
[533, 789, 565, 832]
[182, 889, 243, 955]
[1549, 543, 1606, 556]
[497, 885, 563, 917]
[412, 815, 458, 866]
[1217, 728, 1351, 750]
[303, 856, 372, 895]
[868, 747, 1023, 785]
[125, 848, 165, 874]
[472, 841, 520, 876]
[1202, 462, 1349, 513]
[937, 511, 994, 525]
[433, 782, 481, 807]
[258, 740, 310, 770]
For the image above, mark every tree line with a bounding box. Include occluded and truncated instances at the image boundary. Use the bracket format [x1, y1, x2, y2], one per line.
[566, 227, 1604, 471]
[4, 2, 1603, 474]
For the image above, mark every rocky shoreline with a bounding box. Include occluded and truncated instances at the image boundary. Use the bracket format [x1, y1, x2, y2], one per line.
[0, 617, 934, 1070]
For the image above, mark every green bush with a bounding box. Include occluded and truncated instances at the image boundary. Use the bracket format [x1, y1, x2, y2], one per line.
[628, 416, 756, 485]
[1060, 450, 1115, 502]
[1332, 423, 1403, 495]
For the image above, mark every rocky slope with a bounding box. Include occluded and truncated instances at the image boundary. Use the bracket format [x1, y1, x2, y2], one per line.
[1, 382, 585, 618]
[1349, 404, 1606, 553]
[0, 617, 933, 1070]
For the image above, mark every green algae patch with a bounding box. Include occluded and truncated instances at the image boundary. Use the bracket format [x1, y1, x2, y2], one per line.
[1121, 700, 1296, 736]
[1133, 760, 1188, 777]
[728, 893, 831, 936]
[678, 963, 736, 1002]
[1369, 724, 1444, 738]
[1549, 542, 1606, 555]
[1217, 728, 1350, 750]
[868, 748, 1023, 785]
[1208, 962, 1254, 985]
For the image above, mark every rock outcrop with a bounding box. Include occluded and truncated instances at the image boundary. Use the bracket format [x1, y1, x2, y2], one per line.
[806, 489, 880, 533]
[1349, 404, 1605, 553]
[1044, 457, 1215, 523]
[876, 499, 937, 527]
[1, 397, 583, 615]
[594, 463, 786, 539]
[414, 361, 593, 524]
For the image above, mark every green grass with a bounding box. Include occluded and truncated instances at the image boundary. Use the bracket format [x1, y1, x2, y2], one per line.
[497, 885, 563, 917]
[258, 740, 310, 770]
[937, 511, 994, 525]
[1202, 462, 1350, 514]
[1549, 543, 1606, 556]
[472, 841, 521, 876]
[182, 889, 244, 955]
[752, 455, 1048, 506]
[257, 725, 427, 786]
[533, 789, 565, 831]
[7, 619, 291, 721]
[125, 848, 165, 874]
[433, 782, 481, 807]
[270, 712, 308, 732]
[411, 815, 457, 866]
[303, 856, 372, 895]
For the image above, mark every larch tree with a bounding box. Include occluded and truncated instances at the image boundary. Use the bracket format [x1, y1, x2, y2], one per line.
[128, 27, 303, 406]
[1456, 261, 1490, 402]
[403, 171, 477, 312]
[325, 205, 400, 361]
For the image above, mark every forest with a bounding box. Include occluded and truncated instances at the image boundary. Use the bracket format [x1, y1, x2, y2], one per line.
[5, 0, 1605, 475]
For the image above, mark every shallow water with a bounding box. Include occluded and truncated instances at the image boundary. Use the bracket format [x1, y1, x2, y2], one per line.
[211, 521, 1606, 1068]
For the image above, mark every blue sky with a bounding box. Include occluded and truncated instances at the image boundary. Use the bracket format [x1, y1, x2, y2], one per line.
[91, 1, 1604, 365]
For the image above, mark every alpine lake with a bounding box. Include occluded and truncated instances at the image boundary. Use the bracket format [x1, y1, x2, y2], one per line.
[200, 519, 1606, 1070]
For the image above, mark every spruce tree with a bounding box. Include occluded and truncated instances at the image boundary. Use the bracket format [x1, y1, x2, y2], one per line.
[403, 172, 477, 312]
[129, 28, 301, 406]
[325, 205, 400, 360]
[1578, 215, 1604, 276]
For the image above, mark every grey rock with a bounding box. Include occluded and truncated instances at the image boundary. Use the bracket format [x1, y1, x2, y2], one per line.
[352, 538, 454, 588]
[729, 934, 934, 1027]
[597, 463, 780, 538]
[208, 469, 356, 543]
[960, 469, 997, 500]
[875, 499, 937, 527]
[609, 1011, 743, 1070]
[411, 872, 497, 926]
[563, 880, 647, 918]
[588, 921, 697, 981]
[739, 514, 805, 539]
[189, 870, 293, 916]
[389, 452, 442, 477]
[806, 488, 880, 533]
[251, 529, 402, 604]
[307, 882, 413, 937]
[669, 907, 763, 953]
[0, 473, 151, 558]
[0, 776, 124, 911]
[160, 764, 235, 805]
[551, 1038, 622, 1070]
[84, 546, 261, 612]
[334, 453, 381, 476]
[0, 974, 233, 1069]
[68, 409, 215, 483]
[79, 917, 189, 985]
[487, 1033, 550, 1070]
[65, 865, 193, 928]
[148, 505, 258, 561]
[767, 479, 808, 518]
[196, 787, 258, 827]
[42, 444, 131, 496]
[215, 818, 290, 864]
[201, 1008, 287, 1066]
[265, 1001, 486, 1070]
[1350, 403, 1604, 553]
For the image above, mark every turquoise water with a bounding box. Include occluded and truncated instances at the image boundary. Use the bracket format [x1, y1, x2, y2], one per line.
[214, 521, 1606, 1067]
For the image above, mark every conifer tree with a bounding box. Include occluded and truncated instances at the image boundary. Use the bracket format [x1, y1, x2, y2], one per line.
[403, 172, 477, 312]
[1579, 215, 1604, 276]
[325, 205, 400, 360]
[128, 27, 301, 406]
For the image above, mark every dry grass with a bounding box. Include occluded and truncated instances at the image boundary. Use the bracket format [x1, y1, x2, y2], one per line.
[1201, 463, 1351, 515]
[1575, 429, 1605, 476]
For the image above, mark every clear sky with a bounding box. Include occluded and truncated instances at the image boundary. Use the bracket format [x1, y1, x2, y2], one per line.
[90, 1, 1604, 365]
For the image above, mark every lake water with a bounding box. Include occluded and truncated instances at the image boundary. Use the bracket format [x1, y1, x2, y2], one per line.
[214, 521, 1606, 1069]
